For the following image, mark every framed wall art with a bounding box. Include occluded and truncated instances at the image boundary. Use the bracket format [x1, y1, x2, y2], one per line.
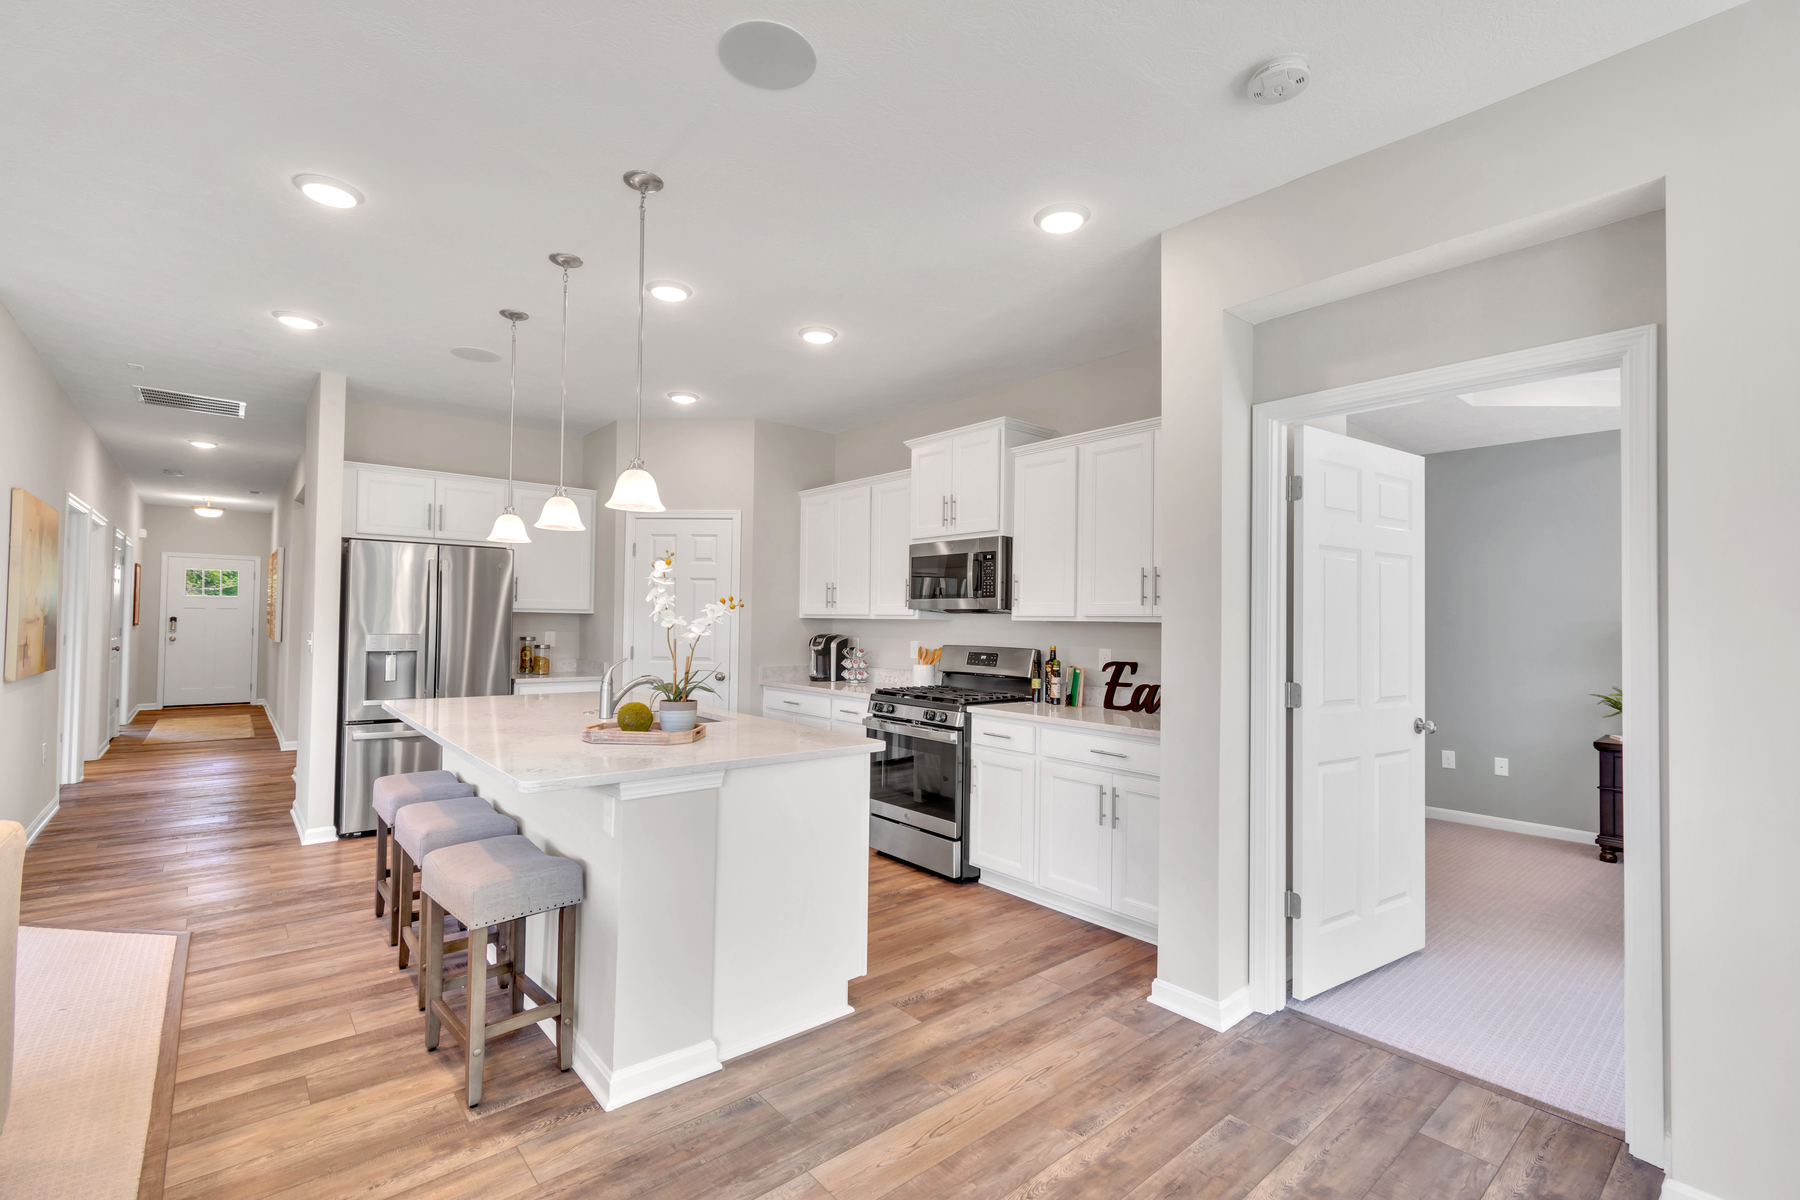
[265, 546, 284, 641]
[5, 487, 60, 682]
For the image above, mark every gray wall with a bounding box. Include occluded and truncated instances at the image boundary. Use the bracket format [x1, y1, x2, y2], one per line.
[132, 503, 273, 713]
[1425, 432, 1621, 831]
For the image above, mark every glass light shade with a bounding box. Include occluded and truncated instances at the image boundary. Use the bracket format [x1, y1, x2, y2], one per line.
[534, 493, 586, 531]
[487, 510, 531, 543]
[193, 504, 224, 518]
[605, 467, 665, 512]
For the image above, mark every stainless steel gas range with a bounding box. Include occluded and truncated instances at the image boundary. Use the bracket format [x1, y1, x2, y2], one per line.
[864, 644, 1039, 880]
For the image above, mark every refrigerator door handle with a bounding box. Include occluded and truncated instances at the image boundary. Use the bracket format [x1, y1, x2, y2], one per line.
[350, 728, 427, 741]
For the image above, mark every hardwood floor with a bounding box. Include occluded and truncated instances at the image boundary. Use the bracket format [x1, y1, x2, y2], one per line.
[22, 704, 1663, 1200]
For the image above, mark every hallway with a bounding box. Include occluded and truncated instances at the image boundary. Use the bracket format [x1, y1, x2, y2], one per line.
[19, 705, 1662, 1200]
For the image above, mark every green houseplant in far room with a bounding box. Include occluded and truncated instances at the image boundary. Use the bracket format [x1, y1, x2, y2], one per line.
[645, 552, 744, 732]
[1593, 687, 1623, 717]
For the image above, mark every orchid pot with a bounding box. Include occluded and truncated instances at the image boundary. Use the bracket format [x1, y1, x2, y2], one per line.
[658, 700, 700, 732]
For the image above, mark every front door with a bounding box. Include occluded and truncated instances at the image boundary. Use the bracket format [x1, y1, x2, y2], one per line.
[1291, 426, 1428, 1000]
[163, 555, 254, 706]
[626, 516, 738, 711]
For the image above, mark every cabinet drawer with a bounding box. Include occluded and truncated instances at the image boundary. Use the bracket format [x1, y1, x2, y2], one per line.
[828, 695, 871, 724]
[1039, 726, 1159, 776]
[762, 688, 832, 720]
[970, 716, 1035, 754]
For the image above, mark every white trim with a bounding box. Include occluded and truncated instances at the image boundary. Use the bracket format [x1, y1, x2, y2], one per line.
[565, 1033, 722, 1111]
[23, 795, 59, 845]
[1146, 979, 1252, 1032]
[1425, 806, 1593, 846]
[716, 1002, 854, 1062]
[258, 699, 297, 751]
[608, 770, 727, 802]
[155, 551, 261, 709]
[977, 872, 1158, 945]
[619, 509, 743, 712]
[1659, 1180, 1728, 1200]
[57, 493, 92, 786]
[1247, 325, 1665, 1166]
[289, 803, 338, 846]
[126, 703, 159, 726]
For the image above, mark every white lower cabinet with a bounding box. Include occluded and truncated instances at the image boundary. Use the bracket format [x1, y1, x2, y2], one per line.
[970, 747, 1036, 879]
[828, 694, 872, 736]
[968, 716, 1160, 935]
[762, 685, 835, 731]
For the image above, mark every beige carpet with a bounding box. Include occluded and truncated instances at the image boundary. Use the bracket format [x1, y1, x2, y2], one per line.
[1289, 818, 1624, 1130]
[0, 927, 180, 1200]
[144, 713, 254, 744]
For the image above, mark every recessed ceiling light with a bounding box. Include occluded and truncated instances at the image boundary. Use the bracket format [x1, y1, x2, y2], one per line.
[718, 21, 817, 90]
[162, 469, 183, 477]
[450, 347, 502, 362]
[647, 281, 692, 303]
[798, 326, 838, 345]
[188, 440, 217, 449]
[248, 490, 262, 495]
[1034, 204, 1090, 235]
[272, 311, 322, 330]
[293, 174, 364, 208]
[666, 391, 700, 405]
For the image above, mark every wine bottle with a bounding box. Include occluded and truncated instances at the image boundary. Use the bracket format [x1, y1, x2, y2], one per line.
[1047, 645, 1062, 706]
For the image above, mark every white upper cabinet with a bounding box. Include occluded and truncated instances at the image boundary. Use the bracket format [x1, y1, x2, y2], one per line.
[798, 484, 872, 617]
[1080, 427, 1159, 619]
[435, 476, 509, 542]
[833, 487, 872, 616]
[870, 475, 915, 616]
[356, 469, 436, 539]
[510, 484, 595, 613]
[905, 417, 1053, 541]
[799, 493, 836, 616]
[1010, 444, 1079, 618]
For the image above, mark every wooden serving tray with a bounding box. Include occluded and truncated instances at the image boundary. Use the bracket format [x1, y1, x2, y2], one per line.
[582, 720, 707, 745]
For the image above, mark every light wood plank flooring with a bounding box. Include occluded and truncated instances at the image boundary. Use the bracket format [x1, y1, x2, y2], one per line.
[22, 704, 1663, 1200]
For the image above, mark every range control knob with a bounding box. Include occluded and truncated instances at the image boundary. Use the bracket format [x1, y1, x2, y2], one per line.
[923, 710, 937, 721]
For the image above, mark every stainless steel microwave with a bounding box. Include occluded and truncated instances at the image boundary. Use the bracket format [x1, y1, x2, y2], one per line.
[907, 536, 1011, 613]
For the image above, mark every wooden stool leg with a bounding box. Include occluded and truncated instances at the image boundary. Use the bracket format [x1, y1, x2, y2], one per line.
[374, 817, 389, 917]
[423, 896, 444, 1052]
[509, 919, 526, 1015]
[394, 845, 413, 963]
[465, 923, 489, 1107]
[556, 905, 576, 1072]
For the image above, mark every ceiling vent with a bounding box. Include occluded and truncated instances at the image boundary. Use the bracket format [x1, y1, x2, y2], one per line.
[138, 387, 247, 418]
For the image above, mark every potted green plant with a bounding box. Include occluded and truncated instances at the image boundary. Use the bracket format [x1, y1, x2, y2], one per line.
[1592, 687, 1622, 717]
[646, 553, 744, 732]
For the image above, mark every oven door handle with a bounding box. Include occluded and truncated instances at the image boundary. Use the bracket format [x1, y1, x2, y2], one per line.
[863, 715, 961, 744]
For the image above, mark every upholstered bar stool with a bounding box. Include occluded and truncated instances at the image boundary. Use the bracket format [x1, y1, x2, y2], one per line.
[372, 771, 476, 947]
[421, 834, 583, 1107]
[392, 795, 517, 1008]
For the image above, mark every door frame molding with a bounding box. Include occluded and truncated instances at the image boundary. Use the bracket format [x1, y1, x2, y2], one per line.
[155, 551, 262, 709]
[56, 493, 94, 784]
[619, 510, 743, 712]
[1247, 325, 1663, 1160]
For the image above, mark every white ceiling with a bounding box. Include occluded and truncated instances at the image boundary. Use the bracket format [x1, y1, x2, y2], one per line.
[1353, 370, 1622, 455]
[0, 2, 1737, 510]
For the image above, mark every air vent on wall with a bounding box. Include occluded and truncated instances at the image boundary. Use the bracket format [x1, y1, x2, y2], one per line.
[138, 387, 247, 418]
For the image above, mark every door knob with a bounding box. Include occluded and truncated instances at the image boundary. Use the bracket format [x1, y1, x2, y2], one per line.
[1413, 717, 1437, 735]
[714, 671, 727, 681]
[168, 635, 177, 642]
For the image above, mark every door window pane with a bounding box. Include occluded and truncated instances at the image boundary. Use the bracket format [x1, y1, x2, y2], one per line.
[220, 570, 238, 596]
[185, 568, 202, 594]
[203, 569, 221, 595]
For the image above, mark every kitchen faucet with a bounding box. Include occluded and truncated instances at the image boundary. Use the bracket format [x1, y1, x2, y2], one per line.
[599, 660, 663, 719]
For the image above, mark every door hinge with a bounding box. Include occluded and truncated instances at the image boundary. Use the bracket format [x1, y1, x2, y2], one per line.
[1286, 475, 1303, 502]
[1284, 891, 1302, 919]
[632, 542, 636, 557]
[1284, 681, 1301, 708]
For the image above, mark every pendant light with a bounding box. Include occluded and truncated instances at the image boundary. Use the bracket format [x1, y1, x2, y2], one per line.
[193, 498, 224, 518]
[486, 309, 532, 543]
[605, 170, 666, 512]
[535, 253, 587, 531]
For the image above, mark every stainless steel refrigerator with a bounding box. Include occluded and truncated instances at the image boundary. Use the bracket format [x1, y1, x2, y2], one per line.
[336, 539, 514, 836]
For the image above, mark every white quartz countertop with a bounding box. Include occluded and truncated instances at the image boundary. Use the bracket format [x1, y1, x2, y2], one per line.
[978, 701, 1161, 739]
[761, 680, 880, 696]
[383, 692, 879, 793]
[511, 670, 606, 682]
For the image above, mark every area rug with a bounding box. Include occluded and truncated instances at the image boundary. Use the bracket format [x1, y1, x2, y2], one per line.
[144, 713, 254, 744]
[0, 927, 188, 1200]
[1289, 818, 1624, 1130]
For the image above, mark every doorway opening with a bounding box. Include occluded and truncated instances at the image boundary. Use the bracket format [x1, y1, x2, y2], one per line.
[1249, 326, 1662, 1160]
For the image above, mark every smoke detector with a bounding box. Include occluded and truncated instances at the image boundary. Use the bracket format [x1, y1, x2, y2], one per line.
[1248, 55, 1310, 105]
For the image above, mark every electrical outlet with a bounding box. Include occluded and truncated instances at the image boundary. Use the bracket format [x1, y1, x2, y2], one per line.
[1494, 757, 1509, 776]
[541, 631, 557, 648]
[1441, 750, 1455, 769]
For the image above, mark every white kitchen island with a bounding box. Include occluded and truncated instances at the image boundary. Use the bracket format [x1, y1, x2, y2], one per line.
[382, 692, 879, 1110]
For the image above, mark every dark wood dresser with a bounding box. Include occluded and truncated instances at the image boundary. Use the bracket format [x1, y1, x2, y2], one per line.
[1594, 735, 1623, 862]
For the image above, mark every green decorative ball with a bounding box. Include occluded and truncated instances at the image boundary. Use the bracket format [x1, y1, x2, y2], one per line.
[616, 702, 654, 732]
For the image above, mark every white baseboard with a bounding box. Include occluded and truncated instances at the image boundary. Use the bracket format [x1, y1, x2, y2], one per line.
[558, 1032, 721, 1111]
[1148, 978, 1253, 1032]
[1426, 806, 1594, 846]
[24, 795, 60, 845]
[289, 803, 338, 846]
[258, 700, 297, 750]
[1661, 1181, 1728, 1200]
[717, 1002, 854, 1062]
[978, 872, 1158, 945]
[126, 702, 159, 725]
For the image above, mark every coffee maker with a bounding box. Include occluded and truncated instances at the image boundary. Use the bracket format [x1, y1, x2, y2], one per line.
[809, 633, 851, 682]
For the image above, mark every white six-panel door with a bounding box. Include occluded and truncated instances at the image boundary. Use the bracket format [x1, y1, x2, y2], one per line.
[627, 517, 738, 711]
[1291, 426, 1428, 999]
[162, 554, 256, 706]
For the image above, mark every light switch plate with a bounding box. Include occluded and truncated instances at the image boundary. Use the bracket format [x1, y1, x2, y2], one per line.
[1441, 750, 1456, 769]
[541, 631, 557, 647]
[1494, 757, 1509, 776]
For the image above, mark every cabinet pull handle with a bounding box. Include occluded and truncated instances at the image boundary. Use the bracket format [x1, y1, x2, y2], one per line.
[1140, 567, 1148, 605]
[982, 731, 1012, 740]
[1112, 786, 1120, 828]
[1098, 783, 1106, 825]
[941, 496, 948, 527]
[951, 494, 957, 522]
[1154, 568, 1160, 607]
[426, 502, 433, 530]
[440, 503, 445, 530]
[783, 700, 801, 706]
[1090, 748, 1127, 759]
[513, 578, 518, 603]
